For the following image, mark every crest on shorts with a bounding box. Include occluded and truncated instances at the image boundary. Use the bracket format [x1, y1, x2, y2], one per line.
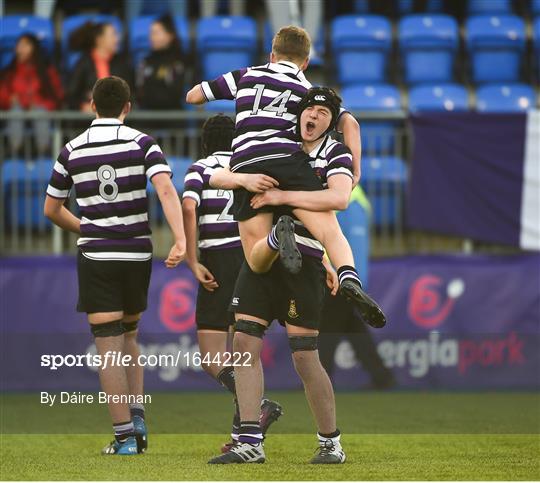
[288, 299, 299, 319]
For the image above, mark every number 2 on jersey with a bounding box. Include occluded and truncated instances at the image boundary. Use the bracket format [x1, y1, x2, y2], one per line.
[217, 190, 234, 221]
[251, 83, 292, 117]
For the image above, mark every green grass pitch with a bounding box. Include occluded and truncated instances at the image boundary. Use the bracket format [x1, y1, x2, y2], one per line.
[1, 391, 539, 480]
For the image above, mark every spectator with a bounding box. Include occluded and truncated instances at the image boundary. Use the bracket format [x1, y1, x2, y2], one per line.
[136, 14, 185, 110]
[0, 34, 63, 155]
[66, 21, 133, 111]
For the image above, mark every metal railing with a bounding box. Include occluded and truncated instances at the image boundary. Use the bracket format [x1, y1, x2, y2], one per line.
[0, 110, 518, 258]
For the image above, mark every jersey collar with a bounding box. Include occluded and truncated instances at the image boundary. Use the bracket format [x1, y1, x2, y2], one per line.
[91, 118, 123, 126]
[308, 135, 330, 158]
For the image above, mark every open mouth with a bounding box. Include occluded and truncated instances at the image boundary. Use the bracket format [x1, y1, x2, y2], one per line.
[305, 121, 316, 135]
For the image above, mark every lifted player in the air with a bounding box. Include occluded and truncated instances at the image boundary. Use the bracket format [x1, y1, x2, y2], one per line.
[185, 26, 384, 329]
[44, 76, 186, 455]
[205, 91, 368, 465]
[181, 114, 283, 450]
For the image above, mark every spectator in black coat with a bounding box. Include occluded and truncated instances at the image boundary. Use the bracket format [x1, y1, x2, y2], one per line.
[136, 14, 186, 110]
[67, 21, 133, 111]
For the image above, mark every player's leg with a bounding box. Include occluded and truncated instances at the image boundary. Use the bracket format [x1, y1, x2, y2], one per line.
[122, 312, 147, 453]
[293, 208, 386, 329]
[89, 311, 138, 455]
[238, 213, 276, 273]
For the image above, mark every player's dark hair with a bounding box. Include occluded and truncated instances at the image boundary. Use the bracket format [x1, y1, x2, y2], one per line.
[297, 86, 343, 139]
[201, 115, 235, 157]
[92, 76, 130, 117]
[69, 21, 108, 52]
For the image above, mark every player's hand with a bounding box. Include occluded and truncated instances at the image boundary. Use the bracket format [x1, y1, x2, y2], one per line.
[250, 188, 284, 209]
[325, 266, 339, 296]
[165, 239, 186, 268]
[193, 263, 219, 292]
[241, 173, 279, 193]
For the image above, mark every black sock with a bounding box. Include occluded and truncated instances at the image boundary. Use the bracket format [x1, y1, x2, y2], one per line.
[318, 428, 340, 439]
[129, 403, 145, 420]
[216, 366, 236, 395]
[337, 265, 361, 286]
[113, 420, 135, 443]
[238, 421, 263, 444]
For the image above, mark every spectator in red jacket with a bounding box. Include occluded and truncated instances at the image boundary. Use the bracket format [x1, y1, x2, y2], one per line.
[0, 33, 63, 155]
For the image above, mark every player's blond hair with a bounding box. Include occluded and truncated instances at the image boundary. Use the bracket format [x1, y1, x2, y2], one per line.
[272, 26, 311, 65]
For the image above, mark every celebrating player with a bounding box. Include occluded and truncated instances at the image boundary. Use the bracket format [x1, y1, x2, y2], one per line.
[44, 76, 186, 455]
[185, 26, 385, 329]
[206, 89, 372, 464]
[181, 114, 283, 450]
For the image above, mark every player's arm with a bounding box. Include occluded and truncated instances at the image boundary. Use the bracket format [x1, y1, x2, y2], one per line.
[209, 167, 278, 192]
[186, 68, 247, 105]
[250, 174, 352, 212]
[152, 173, 186, 267]
[337, 112, 361, 186]
[43, 196, 81, 234]
[44, 148, 80, 233]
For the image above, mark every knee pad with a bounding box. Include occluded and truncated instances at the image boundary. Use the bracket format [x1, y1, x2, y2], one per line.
[289, 336, 318, 353]
[234, 319, 267, 339]
[122, 320, 139, 333]
[90, 319, 124, 338]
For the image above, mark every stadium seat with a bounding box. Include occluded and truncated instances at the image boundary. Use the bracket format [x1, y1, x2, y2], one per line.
[340, 84, 401, 155]
[196, 16, 257, 81]
[408, 84, 469, 112]
[360, 156, 407, 227]
[0, 16, 54, 68]
[331, 15, 392, 85]
[534, 18, 540, 79]
[466, 15, 526, 83]
[468, 0, 512, 15]
[533, 0, 540, 16]
[129, 15, 190, 67]
[353, 0, 370, 13]
[263, 22, 325, 66]
[475, 83, 535, 112]
[62, 14, 123, 71]
[3, 159, 53, 228]
[204, 99, 236, 112]
[399, 15, 458, 84]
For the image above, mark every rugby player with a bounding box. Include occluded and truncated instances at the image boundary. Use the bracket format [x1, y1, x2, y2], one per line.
[44, 76, 186, 455]
[181, 114, 283, 450]
[185, 26, 385, 329]
[206, 89, 363, 464]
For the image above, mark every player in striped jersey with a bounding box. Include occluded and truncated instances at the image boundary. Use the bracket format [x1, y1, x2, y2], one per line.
[44, 76, 186, 455]
[181, 115, 283, 450]
[185, 27, 378, 326]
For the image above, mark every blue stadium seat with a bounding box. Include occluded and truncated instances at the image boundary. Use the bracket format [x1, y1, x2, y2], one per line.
[408, 84, 469, 112]
[62, 14, 123, 71]
[468, 0, 512, 15]
[331, 15, 392, 85]
[340, 84, 401, 155]
[263, 22, 325, 66]
[533, 0, 540, 16]
[0, 16, 54, 68]
[204, 99, 236, 112]
[3, 159, 53, 228]
[129, 15, 190, 67]
[196, 16, 257, 81]
[353, 0, 370, 13]
[399, 15, 458, 84]
[360, 156, 407, 227]
[475, 83, 535, 112]
[466, 15, 526, 83]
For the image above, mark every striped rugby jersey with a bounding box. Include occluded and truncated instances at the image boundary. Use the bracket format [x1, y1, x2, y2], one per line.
[46, 118, 172, 261]
[182, 151, 241, 251]
[200, 61, 311, 172]
[290, 136, 354, 260]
